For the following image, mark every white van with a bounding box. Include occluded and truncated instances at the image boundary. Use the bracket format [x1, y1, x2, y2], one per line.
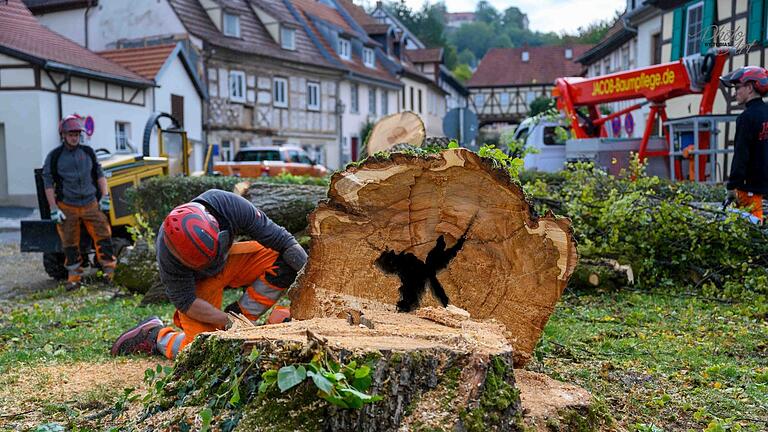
[511, 118, 569, 173]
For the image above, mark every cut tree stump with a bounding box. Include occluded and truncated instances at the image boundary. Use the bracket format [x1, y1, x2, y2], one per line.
[291, 149, 578, 366]
[166, 305, 524, 431]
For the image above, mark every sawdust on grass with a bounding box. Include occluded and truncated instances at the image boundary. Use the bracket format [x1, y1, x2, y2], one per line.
[0, 358, 168, 429]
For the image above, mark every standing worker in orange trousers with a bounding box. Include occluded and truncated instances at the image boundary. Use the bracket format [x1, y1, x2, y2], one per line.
[720, 66, 768, 224]
[110, 189, 307, 359]
[43, 115, 115, 290]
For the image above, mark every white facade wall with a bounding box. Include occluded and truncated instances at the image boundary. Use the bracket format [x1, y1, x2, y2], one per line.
[0, 88, 149, 203]
[153, 55, 204, 171]
[400, 77, 444, 136]
[34, 0, 188, 50]
[339, 80, 398, 162]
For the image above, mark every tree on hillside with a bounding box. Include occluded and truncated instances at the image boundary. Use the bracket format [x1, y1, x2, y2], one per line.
[502, 6, 527, 30]
[475, 0, 500, 24]
[383, 1, 447, 48]
[449, 21, 495, 60]
[452, 64, 473, 84]
[457, 49, 476, 68]
[444, 45, 458, 70]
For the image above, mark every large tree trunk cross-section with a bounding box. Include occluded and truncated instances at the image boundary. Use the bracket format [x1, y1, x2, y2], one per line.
[291, 149, 578, 365]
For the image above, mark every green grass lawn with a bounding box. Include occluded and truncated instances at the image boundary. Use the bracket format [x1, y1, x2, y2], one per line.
[533, 289, 768, 432]
[0, 285, 766, 431]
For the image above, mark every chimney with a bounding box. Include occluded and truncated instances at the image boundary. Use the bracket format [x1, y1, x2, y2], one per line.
[521, 51, 529, 62]
[565, 48, 573, 59]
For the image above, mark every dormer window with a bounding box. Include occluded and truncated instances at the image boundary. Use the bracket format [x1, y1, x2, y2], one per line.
[338, 38, 351, 60]
[281, 27, 296, 50]
[522, 51, 529, 62]
[223, 12, 240, 37]
[363, 47, 375, 68]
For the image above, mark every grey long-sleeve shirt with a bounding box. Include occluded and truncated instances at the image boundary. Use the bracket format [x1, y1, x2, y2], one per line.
[157, 189, 300, 312]
[42, 144, 104, 206]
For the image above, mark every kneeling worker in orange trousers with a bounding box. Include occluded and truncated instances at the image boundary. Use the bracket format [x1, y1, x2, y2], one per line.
[111, 189, 307, 359]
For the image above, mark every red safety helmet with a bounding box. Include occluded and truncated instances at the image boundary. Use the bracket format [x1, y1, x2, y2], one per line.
[59, 114, 84, 134]
[162, 202, 222, 270]
[720, 66, 768, 95]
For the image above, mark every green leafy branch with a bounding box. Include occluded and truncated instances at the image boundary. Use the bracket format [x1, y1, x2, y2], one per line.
[478, 144, 525, 179]
[259, 352, 382, 409]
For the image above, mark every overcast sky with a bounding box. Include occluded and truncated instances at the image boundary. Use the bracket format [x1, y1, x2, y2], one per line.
[394, 0, 626, 34]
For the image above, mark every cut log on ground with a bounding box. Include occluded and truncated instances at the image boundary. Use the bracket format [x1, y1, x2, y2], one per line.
[365, 111, 425, 155]
[569, 258, 634, 291]
[237, 182, 328, 234]
[160, 306, 523, 431]
[290, 149, 578, 366]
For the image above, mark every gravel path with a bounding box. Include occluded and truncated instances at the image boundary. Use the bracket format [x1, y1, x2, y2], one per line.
[0, 243, 58, 300]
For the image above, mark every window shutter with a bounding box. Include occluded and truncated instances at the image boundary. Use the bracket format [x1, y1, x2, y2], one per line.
[670, 8, 684, 60]
[700, 0, 716, 54]
[748, 0, 764, 43]
[171, 94, 184, 127]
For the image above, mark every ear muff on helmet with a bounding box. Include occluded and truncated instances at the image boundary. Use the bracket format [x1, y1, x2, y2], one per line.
[162, 202, 223, 270]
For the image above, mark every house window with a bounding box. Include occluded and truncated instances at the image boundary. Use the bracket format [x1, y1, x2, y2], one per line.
[499, 92, 509, 107]
[363, 47, 375, 67]
[220, 139, 232, 161]
[621, 45, 630, 70]
[171, 94, 184, 127]
[338, 38, 351, 60]
[281, 27, 296, 50]
[410, 87, 414, 110]
[307, 81, 320, 111]
[417, 89, 422, 113]
[223, 12, 240, 38]
[368, 87, 376, 115]
[652, 32, 662, 64]
[229, 70, 245, 102]
[350, 83, 359, 113]
[684, 1, 704, 56]
[474, 93, 484, 109]
[273, 77, 288, 108]
[115, 122, 130, 152]
[381, 90, 389, 115]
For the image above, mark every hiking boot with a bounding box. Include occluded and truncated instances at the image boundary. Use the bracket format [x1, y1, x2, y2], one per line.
[111, 316, 163, 356]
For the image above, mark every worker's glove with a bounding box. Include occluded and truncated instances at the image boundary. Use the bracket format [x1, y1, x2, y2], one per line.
[282, 243, 308, 272]
[51, 208, 67, 224]
[99, 194, 111, 212]
[726, 189, 737, 205]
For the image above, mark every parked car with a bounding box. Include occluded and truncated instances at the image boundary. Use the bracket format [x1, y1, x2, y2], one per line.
[213, 146, 328, 178]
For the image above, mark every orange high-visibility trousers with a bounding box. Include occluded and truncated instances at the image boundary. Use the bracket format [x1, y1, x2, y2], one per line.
[736, 190, 764, 223]
[156, 241, 288, 359]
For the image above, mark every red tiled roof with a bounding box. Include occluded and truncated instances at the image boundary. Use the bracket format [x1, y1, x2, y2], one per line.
[168, 0, 338, 69]
[406, 48, 443, 64]
[293, 0, 355, 34]
[467, 45, 590, 88]
[0, 0, 151, 84]
[99, 44, 176, 80]
[335, 0, 376, 26]
[291, 0, 400, 86]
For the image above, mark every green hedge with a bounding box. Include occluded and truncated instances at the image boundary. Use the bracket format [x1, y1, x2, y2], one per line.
[126, 176, 243, 231]
[126, 174, 329, 232]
